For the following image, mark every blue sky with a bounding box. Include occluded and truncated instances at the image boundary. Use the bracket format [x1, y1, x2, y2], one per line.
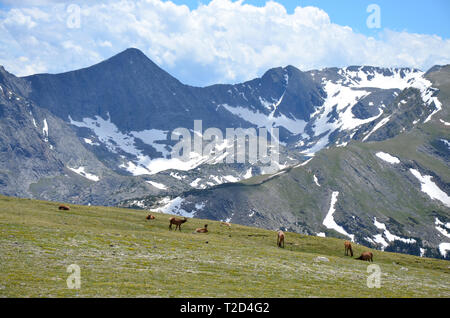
[0, 0, 449, 86]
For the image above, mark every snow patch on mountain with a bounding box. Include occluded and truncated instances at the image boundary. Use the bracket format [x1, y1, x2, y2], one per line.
[70, 114, 197, 175]
[312, 82, 371, 137]
[83, 138, 100, 146]
[439, 119, 450, 126]
[146, 180, 167, 190]
[119, 160, 151, 175]
[42, 119, 48, 142]
[410, 169, 450, 207]
[439, 243, 450, 258]
[68, 166, 100, 182]
[419, 248, 426, 257]
[301, 132, 332, 156]
[223, 175, 239, 183]
[131, 129, 169, 157]
[294, 157, 313, 168]
[362, 116, 391, 141]
[259, 97, 273, 111]
[243, 168, 253, 179]
[170, 172, 184, 180]
[373, 234, 389, 250]
[306, 67, 442, 153]
[29, 112, 37, 128]
[143, 154, 210, 175]
[221, 104, 306, 135]
[224, 212, 234, 223]
[340, 67, 422, 90]
[190, 178, 202, 188]
[439, 139, 450, 150]
[305, 78, 388, 154]
[376, 152, 400, 164]
[154, 197, 194, 218]
[195, 202, 205, 211]
[373, 217, 417, 248]
[313, 175, 320, 187]
[435, 218, 450, 238]
[322, 191, 354, 241]
[69, 114, 140, 155]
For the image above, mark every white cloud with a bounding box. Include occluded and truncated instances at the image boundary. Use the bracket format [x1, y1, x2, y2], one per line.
[0, 0, 449, 85]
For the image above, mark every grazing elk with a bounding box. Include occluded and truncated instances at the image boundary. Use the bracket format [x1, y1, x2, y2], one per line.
[220, 222, 231, 227]
[355, 251, 373, 262]
[195, 224, 208, 233]
[169, 217, 187, 231]
[277, 230, 285, 248]
[344, 241, 353, 257]
[58, 205, 70, 211]
[146, 214, 155, 220]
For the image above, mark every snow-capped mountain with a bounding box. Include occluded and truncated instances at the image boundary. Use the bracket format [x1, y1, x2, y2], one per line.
[19, 49, 441, 187]
[1, 48, 448, 258]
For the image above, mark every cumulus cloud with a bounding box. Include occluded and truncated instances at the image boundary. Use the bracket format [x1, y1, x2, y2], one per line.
[0, 0, 449, 86]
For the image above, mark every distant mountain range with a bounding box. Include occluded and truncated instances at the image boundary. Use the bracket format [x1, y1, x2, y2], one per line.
[0, 48, 448, 259]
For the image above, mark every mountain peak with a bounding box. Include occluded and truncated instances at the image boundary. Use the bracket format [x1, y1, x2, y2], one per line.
[111, 47, 147, 60]
[100, 47, 156, 68]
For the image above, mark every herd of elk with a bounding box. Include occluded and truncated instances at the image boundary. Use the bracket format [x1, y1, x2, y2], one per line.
[169, 217, 187, 231]
[163, 216, 375, 262]
[56, 203, 376, 263]
[95, 206, 377, 262]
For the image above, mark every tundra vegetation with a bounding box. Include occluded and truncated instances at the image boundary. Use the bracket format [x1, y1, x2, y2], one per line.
[0, 195, 448, 297]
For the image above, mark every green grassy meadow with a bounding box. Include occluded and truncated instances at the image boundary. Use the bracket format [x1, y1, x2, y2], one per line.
[0, 195, 449, 297]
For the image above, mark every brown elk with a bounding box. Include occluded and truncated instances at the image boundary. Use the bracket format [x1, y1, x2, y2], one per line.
[355, 251, 373, 262]
[277, 230, 285, 248]
[220, 222, 231, 227]
[344, 241, 353, 257]
[195, 224, 208, 233]
[58, 205, 70, 211]
[146, 214, 155, 220]
[169, 216, 187, 231]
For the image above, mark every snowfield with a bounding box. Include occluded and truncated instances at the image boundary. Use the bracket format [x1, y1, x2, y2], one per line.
[435, 218, 450, 239]
[42, 118, 49, 142]
[66, 66, 443, 181]
[67, 166, 100, 182]
[362, 116, 391, 141]
[154, 197, 195, 218]
[440, 139, 450, 150]
[410, 169, 450, 208]
[146, 180, 167, 190]
[221, 103, 307, 135]
[373, 217, 416, 248]
[83, 138, 100, 146]
[439, 243, 450, 258]
[375, 152, 400, 164]
[322, 191, 354, 241]
[439, 119, 450, 126]
[313, 174, 320, 187]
